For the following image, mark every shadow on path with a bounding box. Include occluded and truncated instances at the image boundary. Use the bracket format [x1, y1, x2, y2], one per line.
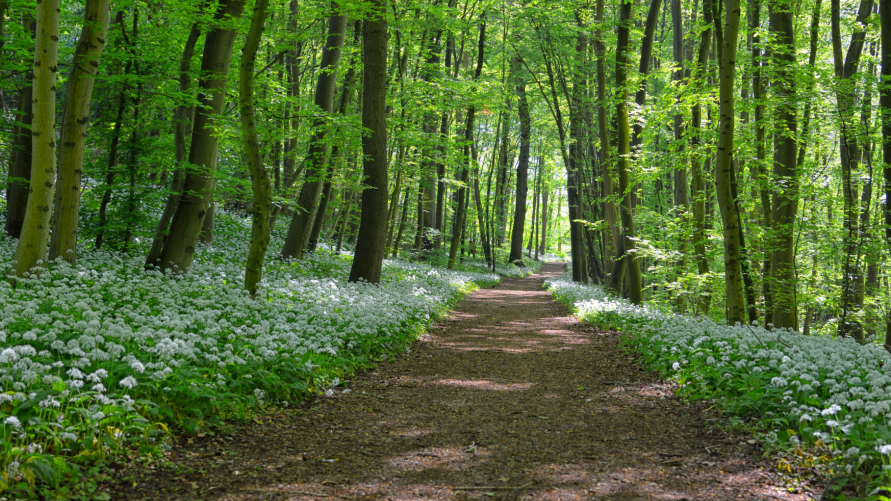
[110, 263, 818, 500]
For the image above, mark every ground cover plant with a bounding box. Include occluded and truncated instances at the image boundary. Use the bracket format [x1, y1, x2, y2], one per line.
[546, 272, 891, 498]
[0, 213, 498, 497]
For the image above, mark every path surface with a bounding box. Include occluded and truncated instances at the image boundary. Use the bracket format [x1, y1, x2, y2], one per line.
[111, 263, 818, 500]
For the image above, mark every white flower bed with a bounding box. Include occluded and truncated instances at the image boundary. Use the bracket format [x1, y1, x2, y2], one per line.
[545, 272, 891, 478]
[0, 214, 498, 484]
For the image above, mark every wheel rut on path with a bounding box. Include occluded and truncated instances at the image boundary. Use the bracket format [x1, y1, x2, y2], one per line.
[112, 263, 817, 500]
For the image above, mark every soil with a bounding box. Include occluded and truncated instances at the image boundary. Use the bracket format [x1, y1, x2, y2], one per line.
[106, 263, 821, 500]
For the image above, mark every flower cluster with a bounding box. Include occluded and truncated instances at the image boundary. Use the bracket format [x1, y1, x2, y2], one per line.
[0, 213, 498, 489]
[545, 272, 891, 480]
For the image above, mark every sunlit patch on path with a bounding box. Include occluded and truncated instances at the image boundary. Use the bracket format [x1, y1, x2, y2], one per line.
[108, 263, 819, 500]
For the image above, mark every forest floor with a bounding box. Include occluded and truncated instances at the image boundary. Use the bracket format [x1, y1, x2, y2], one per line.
[106, 263, 821, 500]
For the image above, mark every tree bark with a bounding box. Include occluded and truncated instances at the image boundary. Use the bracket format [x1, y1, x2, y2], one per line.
[508, 63, 530, 266]
[539, 187, 549, 256]
[690, 0, 713, 314]
[832, 0, 874, 340]
[593, 4, 618, 278]
[157, 0, 245, 273]
[241, 0, 272, 297]
[750, 0, 772, 323]
[609, 0, 643, 305]
[348, 0, 388, 283]
[10, 0, 59, 278]
[308, 20, 362, 253]
[472, 144, 492, 264]
[94, 16, 131, 251]
[4, 16, 35, 239]
[48, 0, 111, 263]
[767, 0, 798, 329]
[881, 0, 891, 346]
[448, 15, 486, 270]
[145, 18, 202, 268]
[714, 0, 746, 325]
[281, 5, 348, 260]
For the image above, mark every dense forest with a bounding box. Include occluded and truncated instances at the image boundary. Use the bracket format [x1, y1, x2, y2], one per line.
[4, 0, 891, 496]
[5, 0, 891, 337]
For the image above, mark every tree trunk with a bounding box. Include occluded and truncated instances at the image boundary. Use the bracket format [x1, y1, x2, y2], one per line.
[448, 16, 486, 270]
[833, 0, 874, 340]
[348, 0, 387, 283]
[121, 81, 143, 252]
[393, 181, 412, 258]
[630, 0, 664, 157]
[539, 188, 549, 256]
[609, 0, 643, 305]
[881, 0, 891, 346]
[508, 64, 530, 266]
[4, 17, 36, 239]
[10, 0, 59, 278]
[49, 0, 111, 263]
[751, 0, 772, 324]
[714, 0, 746, 324]
[281, 5, 348, 260]
[528, 156, 540, 258]
[241, 0, 272, 297]
[690, 0, 713, 314]
[145, 19, 202, 268]
[419, 27, 445, 254]
[95, 20, 130, 251]
[156, 0, 245, 273]
[767, 0, 798, 329]
[472, 145, 492, 264]
[308, 20, 362, 253]
[335, 192, 354, 254]
[269, 1, 304, 227]
[593, 5, 618, 278]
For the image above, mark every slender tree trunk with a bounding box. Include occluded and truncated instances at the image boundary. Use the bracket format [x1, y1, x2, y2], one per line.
[508, 63, 530, 265]
[335, 192, 354, 254]
[714, 0, 746, 324]
[449, 16, 486, 270]
[796, 0, 822, 169]
[241, 0, 272, 296]
[608, 0, 642, 305]
[386, 165, 404, 248]
[308, 20, 362, 253]
[10, 0, 59, 278]
[4, 17, 36, 239]
[269, 1, 304, 226]
[539, 188, 549, 255]
[630, 0, 664, 160]
[281, 5, 348, 260]
[881, 0, 891, 346]
[750, 0, 773, 323]
[690, 0, 713, 314]
[95, 29, 130, 251]
[472, 146, 492, 264]
[593, 5, 619, 278]
[419, 27, 445, 254]
[121, 83, 143, 252]
[157, 0, 245, 273]
[528, 157, 540, 258]
[48, 0, 111, 263]
[393, 181, 412, 258]
[832, 0, 874, 340]
[146, 19, 203, 268]
[348, 0, 388, 283]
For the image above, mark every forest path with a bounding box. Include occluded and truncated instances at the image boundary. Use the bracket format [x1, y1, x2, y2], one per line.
[110, 263, 817, 500]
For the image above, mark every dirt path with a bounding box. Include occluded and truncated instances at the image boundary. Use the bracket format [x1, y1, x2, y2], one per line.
[110, 263, 819, 500]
